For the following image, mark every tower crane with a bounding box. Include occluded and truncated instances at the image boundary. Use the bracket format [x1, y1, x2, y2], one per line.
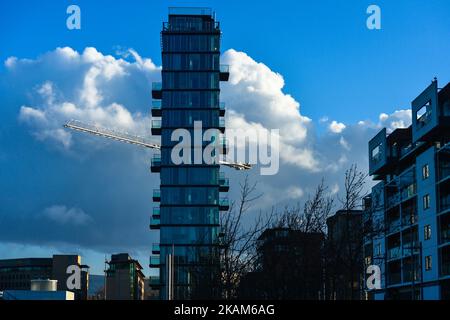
[63, 119, 252, 171]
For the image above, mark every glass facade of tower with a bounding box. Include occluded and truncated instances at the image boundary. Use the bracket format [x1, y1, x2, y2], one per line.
[150, 7, 229, 299]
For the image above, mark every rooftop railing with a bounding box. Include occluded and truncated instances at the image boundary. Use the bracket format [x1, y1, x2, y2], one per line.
[163, 21, 219, 32]
[169, 7, 213, 16]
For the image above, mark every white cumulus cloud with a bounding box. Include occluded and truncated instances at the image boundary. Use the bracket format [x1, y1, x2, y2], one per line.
[329, 120, 346, 133]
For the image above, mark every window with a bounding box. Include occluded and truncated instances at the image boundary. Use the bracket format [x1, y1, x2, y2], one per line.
[371, 144, 382, 163]
[425, 256, 432, 271]
[423, 194, 431, 210]
[422, 164, 430, 180]
[424, 225, 432, 240]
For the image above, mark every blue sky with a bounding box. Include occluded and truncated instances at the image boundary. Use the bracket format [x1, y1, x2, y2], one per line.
[0, 0, 449, 275]
[2, 0, 450, 122]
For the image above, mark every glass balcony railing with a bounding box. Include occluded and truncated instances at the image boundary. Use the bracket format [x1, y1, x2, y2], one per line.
[388, 219, 401, 233]
[403, 270, 420, 283]
[151, 119, 162, 129]
[440, 195, 450, 213]
[152, 243, 160, 253]
[152, 207, 160, 217]
[402, 242, 420, 256]
[401, 184, 417, 200]
[151, 154, 161, 165]
[149, 276, 161, 286]
[153, 189, 161, 199]
[152, 82, 162, 91]
[442, 263, 450, 276]
[219, 197, 229, 207]
[402, 214, 417, 227]
[386, 194, 401, 208]
[441, 229, 450, 244]
[152, 100, 161, 109]
[219, 172, 230, 187]
[220, 137, 228, 151]
[388, 247, 401, 260]
[219, 102, 225, 111]
[220, 65, 229, 73]
[150, 216, 160, 229]
[149, 256, 160, 267]
[219, 118, 225, 128]
[439, 165, 450, 181]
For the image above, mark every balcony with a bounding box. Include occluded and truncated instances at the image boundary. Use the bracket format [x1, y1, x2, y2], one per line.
[219, 197, 229, 211]
[387, 272, 401, 286]
[438, 163, 450, 183]
[387, 247, 401, 260]
[151, 100, 162, 117]
[387, 219, 401, 234]
[220, 137, 228, 155]
[219, 102, 225, 116]
[440, 194, 450, 213]
[402, 242, 420, 257]
[219, 117, 225, 133]
[441, 228, 450, 245]
[152, 207, 160, 217]
[402, 213, 417, 227]
[151, 154, 161, 173]
[152, 82, 162, 99]
[386, 194, 401, 209]
[151, 119, 162, 135]
[401, 184, 417, 200]
[149, 276, 162, 289]
[150, 216, 160, 230]
[162, 20, 220, 33]
[219, 172, 229, 192]
[149, 256, 161, 268]
[442, 263, 450, 277]
[403, 269, 420, 283]
[153, 189, 161, 202]
[152, 243, 160, 254]
[218, 226, 225, 238]
[219, 64, 229, 82]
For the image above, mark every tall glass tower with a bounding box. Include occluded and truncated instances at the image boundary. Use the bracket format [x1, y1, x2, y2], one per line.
[150, 7, 229, 299]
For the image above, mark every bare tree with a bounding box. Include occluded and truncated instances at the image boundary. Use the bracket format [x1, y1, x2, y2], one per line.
[325, 164, 368, 300]
[276, 179, 334, 235]
[219, 175, 275, 299]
